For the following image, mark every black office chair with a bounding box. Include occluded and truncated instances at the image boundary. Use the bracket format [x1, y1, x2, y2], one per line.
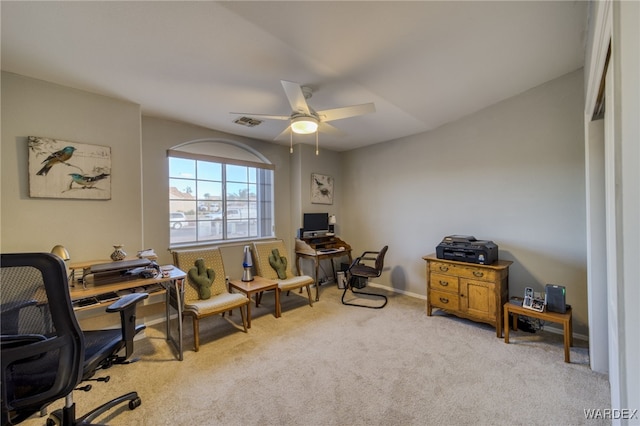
[342, 246, 389, 309]
[1, 253, 147, 426]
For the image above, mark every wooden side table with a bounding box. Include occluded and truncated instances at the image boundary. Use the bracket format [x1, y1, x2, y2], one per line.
[503, 302, 573, 363]
[228, 276, 279, 328]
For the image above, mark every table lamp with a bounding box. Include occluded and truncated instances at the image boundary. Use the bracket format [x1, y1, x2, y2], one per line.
[329, 214, 337, 233]
[51, 244, 70, 261]
[51, 245, 73, 283]
[242, 245, 254, 282]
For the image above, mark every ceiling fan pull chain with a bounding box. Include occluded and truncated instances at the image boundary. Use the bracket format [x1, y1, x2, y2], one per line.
[315, 131, 319, 156]
[290, 127, 293, 154]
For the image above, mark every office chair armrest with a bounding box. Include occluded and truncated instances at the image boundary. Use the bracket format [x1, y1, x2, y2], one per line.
[1, 300, 38, 335]
[350, 251, 380, 267]
[105, 293, 149, 313]
[1, 299, 37, 313]
[105, 293, 149, 361]
[1, 333, 46, 349]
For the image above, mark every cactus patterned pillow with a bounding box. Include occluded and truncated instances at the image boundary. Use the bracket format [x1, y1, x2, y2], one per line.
[268, 248, 288, 280]
[188, 258, 215, 300]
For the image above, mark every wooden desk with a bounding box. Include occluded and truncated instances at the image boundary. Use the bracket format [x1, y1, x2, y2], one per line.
[503, 302, 573, 363]
[229, 276, 279, 328]
[70, 266, 187, 361]
[295, 236, 352, 301]
[68, 256, 157, 284]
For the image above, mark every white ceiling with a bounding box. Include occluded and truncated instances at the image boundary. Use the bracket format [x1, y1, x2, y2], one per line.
[1, 1, 588, 152]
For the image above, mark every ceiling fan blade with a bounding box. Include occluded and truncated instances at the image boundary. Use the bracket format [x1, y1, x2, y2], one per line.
[318, 122, 345, 136]
[281, 80, 311, 115]
[229, 112, 290, 120]
[317, 102, 376, 122]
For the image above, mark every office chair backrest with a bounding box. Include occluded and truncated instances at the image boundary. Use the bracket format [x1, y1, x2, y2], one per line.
[1, 253, 84, 425]
[375, 246, 389, 273]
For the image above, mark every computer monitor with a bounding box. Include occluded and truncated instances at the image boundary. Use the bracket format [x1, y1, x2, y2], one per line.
[303, 213, 329, 234]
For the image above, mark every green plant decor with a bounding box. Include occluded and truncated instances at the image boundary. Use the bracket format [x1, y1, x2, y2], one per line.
[268, 248, 288, 280]
[188, 258, 215, 300]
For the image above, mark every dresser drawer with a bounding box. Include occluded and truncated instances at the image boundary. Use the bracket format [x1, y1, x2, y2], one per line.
[429, 273, 459, 293]
[429, 289, 459, 311]
[430, 261, 496, 282]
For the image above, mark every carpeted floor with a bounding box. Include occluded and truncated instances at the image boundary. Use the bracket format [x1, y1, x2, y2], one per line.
[22, 284, 610, 425]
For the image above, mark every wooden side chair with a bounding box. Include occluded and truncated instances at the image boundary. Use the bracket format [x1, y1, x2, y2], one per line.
[252, 240, 314, 312]
[171, 247, 249, 352]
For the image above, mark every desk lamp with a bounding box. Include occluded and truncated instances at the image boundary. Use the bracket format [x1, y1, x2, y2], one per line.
[242, 245, 254, 282]
[51, 245, 70, 261]
[51, 245, 73, 283]
[329, 215, 337, 233]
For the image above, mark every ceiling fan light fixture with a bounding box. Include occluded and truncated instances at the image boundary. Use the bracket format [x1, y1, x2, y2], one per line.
[291, 116, 318, 134]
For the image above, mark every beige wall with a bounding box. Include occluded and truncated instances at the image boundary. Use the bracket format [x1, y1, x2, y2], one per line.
[289, 143, 349, 277]
[342, 69, 589, 335]
[139, 125, 346, 279]
[140, 115, 295, 275]
[1, 72, 143, 260]
[1, 69, 589, 335]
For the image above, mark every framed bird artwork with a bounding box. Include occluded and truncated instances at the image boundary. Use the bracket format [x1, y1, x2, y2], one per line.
[311, 173, 333, 205]
[28, 136, 111, 200]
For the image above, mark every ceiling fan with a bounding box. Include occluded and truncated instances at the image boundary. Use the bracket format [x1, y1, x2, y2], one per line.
[231, 80, 375, 154]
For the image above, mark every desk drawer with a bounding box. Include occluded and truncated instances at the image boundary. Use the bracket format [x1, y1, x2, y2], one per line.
[430, 261, 496, 282]
[430, 289, 459, 311]
[429, 273, 459, 293]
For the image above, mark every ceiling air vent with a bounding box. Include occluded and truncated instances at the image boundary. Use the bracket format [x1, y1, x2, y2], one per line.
[234, 116, 263, 127]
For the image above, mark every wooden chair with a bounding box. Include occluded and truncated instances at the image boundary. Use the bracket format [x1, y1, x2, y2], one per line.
[252, 240, 314, 312]
[171, 247, 249, 352]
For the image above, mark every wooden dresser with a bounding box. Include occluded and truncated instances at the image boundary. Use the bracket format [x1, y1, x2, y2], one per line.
[423, 254, 512, 337]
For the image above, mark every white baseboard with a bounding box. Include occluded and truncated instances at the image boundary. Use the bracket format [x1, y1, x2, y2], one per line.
[543, 325, 589, 341]
[367, 281, 426, 300]
[366, 281, 588, 342]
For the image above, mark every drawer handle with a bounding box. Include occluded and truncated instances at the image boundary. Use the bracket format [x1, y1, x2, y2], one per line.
[439, 297, 449, 304]
[473, 271, 484, 277]
[439, 266, 449, 272]
[438, 280, 449, 287]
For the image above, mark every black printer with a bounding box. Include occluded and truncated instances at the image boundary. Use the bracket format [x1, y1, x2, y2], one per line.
[435, 235, 498, 265]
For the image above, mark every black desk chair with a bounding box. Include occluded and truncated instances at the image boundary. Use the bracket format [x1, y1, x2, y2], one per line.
[1, 253, 147, 426]
[342, 246, 388, 309]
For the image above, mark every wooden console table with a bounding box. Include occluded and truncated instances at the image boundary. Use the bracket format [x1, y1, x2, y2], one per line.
[69, 263, 187, 360]
[295, 235, 352, 301]
[503, 302, 573, 363]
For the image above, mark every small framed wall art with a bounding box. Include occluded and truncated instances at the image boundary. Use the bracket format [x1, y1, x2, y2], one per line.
[28, 136, 111, 200]
[311, 173, 333, 205]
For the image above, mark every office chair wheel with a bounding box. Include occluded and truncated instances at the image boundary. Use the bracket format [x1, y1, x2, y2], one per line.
[46, 411, 61, 426]
[129, 396, 142, 410]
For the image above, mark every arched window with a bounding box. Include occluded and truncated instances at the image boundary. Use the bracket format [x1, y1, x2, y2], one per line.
[168, 140, 274, 246]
